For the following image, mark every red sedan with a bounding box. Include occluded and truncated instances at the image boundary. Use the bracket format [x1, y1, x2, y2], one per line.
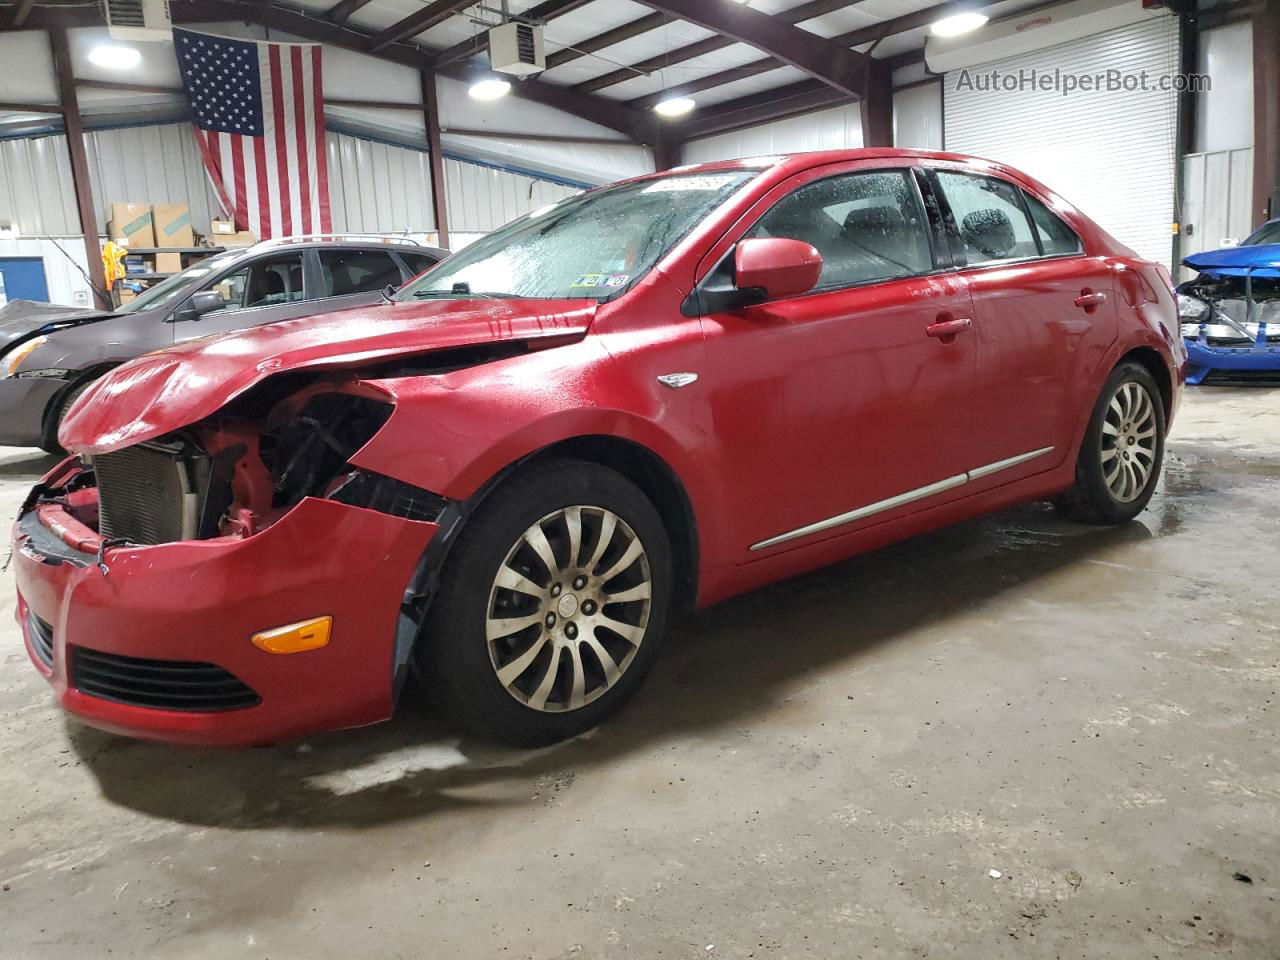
[14, 150, 1184, 747]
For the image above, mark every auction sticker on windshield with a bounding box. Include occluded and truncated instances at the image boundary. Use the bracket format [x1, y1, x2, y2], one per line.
[642, 175, 742, 193]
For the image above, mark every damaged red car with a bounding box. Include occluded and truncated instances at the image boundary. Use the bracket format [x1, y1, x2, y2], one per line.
[14, 150, 1184, 747]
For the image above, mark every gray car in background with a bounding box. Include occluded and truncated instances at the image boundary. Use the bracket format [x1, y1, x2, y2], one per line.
[0, 236, 446, 452]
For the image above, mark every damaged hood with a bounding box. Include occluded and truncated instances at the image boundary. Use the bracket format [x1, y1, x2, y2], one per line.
[60, 297, 597, 454]
[0, 299, 114, 352]
[1184, 243, 1280, 278]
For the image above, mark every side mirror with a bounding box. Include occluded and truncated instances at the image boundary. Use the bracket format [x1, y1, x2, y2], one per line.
[734, 238, 823, 301]
[177, 290, 226, 321]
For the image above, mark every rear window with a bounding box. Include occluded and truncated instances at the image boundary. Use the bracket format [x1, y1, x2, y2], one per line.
[1022, 191, 1083, 256]
[319, 249, 403, 296]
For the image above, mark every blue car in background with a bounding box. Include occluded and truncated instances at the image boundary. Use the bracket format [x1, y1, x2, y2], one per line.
[1178, 219, 1280, 384]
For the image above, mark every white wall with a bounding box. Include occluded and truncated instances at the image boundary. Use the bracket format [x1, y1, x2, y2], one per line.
[684, 103, 864, 164]
[893, 82, 943, 150]
[1195, 21, 1253, 154]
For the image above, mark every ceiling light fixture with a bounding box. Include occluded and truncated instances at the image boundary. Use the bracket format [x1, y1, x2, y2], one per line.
[87, 43, 142, 70]
[468, 77, 512, 100]
[929, 11, 989, 37]
[654, 96, 696, 118]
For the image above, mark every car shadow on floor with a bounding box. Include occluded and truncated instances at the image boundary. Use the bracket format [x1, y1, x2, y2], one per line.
[66, 498, 1175, 831]
[0, 449, 62, 479]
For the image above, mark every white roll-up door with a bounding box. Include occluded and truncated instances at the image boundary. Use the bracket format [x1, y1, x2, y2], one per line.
[944, 15, 1179, 267]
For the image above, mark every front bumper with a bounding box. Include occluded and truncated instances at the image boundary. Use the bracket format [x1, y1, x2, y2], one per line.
[14, 485, 438, 746]
[0, 375, 68, 447]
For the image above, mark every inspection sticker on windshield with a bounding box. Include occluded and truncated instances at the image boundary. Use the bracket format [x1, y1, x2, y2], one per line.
[572, 273, 630, 288]
[643, 174, 739, 193]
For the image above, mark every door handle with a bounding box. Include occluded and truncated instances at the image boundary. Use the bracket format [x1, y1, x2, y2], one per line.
[1074, 289, 1108, 311]
[925, 317, 972, 342]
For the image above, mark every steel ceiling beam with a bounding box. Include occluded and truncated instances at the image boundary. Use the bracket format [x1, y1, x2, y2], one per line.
[430, 0, 594, 67]
[367, 0, 475, 53]
[568, 0, 871, 90]
[11, 0, 36, 27]
[545, 11, 669, 71]
[324, 0, 378, 24]
[626, 0, 953, 110]
[627, 0, 870, 98]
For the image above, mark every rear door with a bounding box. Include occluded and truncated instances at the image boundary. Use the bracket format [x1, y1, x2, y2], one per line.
[696, 159, 980, 557]
[315, 247, 407, 310]
[924, 165, 1119, 489]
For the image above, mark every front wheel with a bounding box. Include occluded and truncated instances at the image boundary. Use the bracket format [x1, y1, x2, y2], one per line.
[417, 460, 672, 746]
[39, 377, 95, 455]
[1056, 361, 1166, 524]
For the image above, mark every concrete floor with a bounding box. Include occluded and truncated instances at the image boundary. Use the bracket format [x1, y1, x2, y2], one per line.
[1, 388, 1278, 959]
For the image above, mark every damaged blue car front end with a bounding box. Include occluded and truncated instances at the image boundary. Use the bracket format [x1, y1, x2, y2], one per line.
[1178, 237, 1280, 385]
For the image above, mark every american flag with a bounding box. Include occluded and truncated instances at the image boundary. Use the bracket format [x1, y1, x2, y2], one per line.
[175, 28, 331, 240]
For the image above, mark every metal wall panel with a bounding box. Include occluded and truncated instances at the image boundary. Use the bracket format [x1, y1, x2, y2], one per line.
[326, 130, 436, 234]
[1180, 147, 1255, 280]
[3, 121, 580, 242]
[0, 135, 80, 235]
[85, 124, 224, 236]
[443, 157, 579, 233]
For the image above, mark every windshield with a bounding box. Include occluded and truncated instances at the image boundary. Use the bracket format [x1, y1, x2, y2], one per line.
[117, 251, 240, 314]
[397, 170, 758, 302]
[1245, 221, 1280, 246]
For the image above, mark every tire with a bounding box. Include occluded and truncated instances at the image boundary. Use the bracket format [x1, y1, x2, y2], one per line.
[39, 378, 95, 456]
[417, 459, 673, 746]
[1056, 361, 1166, 525]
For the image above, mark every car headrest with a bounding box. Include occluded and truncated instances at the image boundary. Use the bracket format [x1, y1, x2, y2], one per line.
[843, 204, 908, 237]
[961, 208, 1016, 259]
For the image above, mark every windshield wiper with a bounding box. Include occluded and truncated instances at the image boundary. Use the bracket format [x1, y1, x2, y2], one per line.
[410, 289, 518, 300]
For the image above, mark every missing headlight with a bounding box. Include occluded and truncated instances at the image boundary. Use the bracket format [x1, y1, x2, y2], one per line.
[259, 393, 393, 509]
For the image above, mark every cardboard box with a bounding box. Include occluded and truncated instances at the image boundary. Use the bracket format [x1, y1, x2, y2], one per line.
[210, 219, 237, 236]
[220, 231, 257, 248]
[153, 251, 184, 274]
[107, 202, 155, 248]
[153, 203, 195, 247]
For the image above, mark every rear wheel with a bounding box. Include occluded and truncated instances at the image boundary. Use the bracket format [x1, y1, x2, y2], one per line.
[1056, 362, 1165, 524]
[39, 378, 95, 455]
[417, 460, 672, 746]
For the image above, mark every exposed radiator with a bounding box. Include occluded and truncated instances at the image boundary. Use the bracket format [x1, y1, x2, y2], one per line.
[91, 444, 198, 545]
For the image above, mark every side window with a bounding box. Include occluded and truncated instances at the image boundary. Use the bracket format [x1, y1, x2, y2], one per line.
[748, 170, 932, 288]
[318, 249, 403, 297]
[1021, 191, 1082, 256]
[206, 254, 305, 312]
[933, 171, 1038, 266]
[400, 252, 439, 277]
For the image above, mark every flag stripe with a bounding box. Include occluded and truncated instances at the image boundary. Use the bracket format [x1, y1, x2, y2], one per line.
[312, 45, 331, 232]
[230, 135, 248, 231]
[292, 46, 312, 235]
[269, 46, 292, 238]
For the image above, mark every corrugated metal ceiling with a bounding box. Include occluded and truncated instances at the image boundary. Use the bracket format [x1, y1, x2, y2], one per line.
[284, 0, 1056, 111]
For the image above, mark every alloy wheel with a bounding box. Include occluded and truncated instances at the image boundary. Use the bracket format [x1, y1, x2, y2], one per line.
[1102, 381, 1158, 503]
[486, 506, 652, 713]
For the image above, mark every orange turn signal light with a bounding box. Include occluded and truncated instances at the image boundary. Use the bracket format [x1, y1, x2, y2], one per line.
[252, 616, 332, 654]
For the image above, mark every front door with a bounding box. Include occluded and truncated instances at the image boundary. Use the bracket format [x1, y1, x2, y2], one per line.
[696, 161, 979, 558]
[173, 250, 318, 342]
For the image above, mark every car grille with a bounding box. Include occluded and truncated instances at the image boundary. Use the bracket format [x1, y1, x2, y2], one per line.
[70, 646, 260, 712]
[26, 610, 54, 668]
[91, 444, 198, 545]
